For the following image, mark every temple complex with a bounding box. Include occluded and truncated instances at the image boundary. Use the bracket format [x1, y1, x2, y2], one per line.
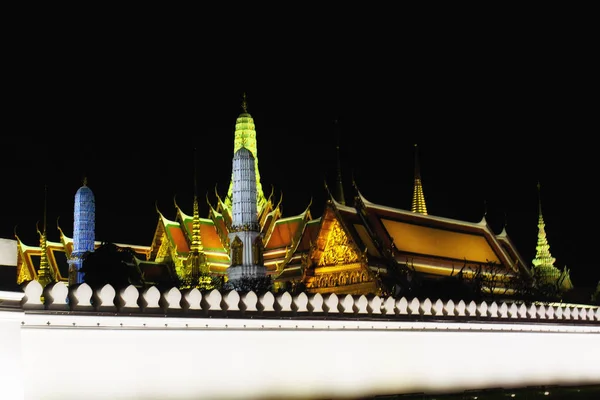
[11, 94, 576, 300]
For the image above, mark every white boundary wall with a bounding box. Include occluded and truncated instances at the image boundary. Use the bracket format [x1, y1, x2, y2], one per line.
[1, 282, 599, 400]
[0, 238, 16, 266]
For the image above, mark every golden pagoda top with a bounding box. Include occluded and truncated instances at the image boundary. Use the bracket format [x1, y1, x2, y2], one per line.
[411, 144, 428, 215]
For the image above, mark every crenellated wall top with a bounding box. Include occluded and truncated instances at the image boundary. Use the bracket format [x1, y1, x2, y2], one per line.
[3, 280, 599, 324]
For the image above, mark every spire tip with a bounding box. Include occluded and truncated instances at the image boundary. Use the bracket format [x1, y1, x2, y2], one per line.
[241, 92, 248, 113]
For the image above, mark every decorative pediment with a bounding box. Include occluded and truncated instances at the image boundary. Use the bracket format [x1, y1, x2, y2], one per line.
[318, 219, 360, 267]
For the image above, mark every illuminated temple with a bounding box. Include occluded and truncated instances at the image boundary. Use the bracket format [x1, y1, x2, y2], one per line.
[12, 95, 575, 299]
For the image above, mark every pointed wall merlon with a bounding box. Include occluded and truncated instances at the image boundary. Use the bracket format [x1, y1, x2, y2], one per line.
[15, 282, 600, 323]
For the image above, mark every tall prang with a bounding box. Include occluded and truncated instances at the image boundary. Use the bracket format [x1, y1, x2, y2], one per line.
[68, 177, 95, 285]
[226, 145, 266, 285]
[224, 93, 267, 215]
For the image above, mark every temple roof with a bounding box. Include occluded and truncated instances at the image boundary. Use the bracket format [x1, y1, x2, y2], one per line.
[151, 207, 230, 271]
[178, 209, 228, 253]
[263, 206, 312, 275]
[354, 190, 528, 275]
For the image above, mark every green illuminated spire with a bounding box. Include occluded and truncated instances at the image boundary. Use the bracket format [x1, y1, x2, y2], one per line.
[532, 182, 556, 270]
[531, 182, 566, 289]
[225, 93, 266, 213]
[411, 144, 428, 215]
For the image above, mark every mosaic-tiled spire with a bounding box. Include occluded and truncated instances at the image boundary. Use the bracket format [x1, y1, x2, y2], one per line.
[227, 145, 266, 283]
[231, 147, 259, 231]
[411, 144, 428, 215]
[69, 177, 95, 284]
[37, 185, 54, 288]
[225, 93, 266, 214]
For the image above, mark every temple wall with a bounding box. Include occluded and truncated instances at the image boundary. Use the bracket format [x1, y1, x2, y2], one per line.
[0, 238, 16, 266]
[1, 283, 599, 400]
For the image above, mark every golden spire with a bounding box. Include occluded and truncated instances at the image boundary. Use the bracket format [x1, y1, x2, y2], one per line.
[191, 147, 203, 253]
[187, 147, 207, 285]
[532, 182, 556, 269]
[411, 144, 428, 215]
[333, 118, 346, 205]
[37, 185, 54, 288]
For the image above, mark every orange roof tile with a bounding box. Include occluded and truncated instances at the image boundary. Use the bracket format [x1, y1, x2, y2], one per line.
[200, 222, 224, 251]
[167, 226, 189, 253]
[266, 220, 300, 250]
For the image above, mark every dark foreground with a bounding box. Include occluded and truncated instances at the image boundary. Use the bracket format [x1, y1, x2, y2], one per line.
[367, 383, 600, 399]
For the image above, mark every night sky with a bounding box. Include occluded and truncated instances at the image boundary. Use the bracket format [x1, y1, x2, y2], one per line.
[1, 25, 597, 291]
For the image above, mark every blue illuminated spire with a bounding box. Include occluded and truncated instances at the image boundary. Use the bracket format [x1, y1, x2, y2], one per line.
[68, 177, 95, 284]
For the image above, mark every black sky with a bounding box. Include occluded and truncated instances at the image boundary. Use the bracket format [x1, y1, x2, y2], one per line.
[1, 18, 597, 290]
